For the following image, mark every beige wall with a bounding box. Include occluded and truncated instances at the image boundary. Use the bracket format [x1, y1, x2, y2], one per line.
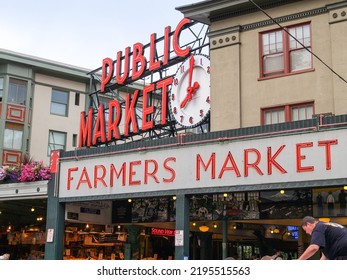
[30, 73, 87, 164]
[209, 0, 347, 131]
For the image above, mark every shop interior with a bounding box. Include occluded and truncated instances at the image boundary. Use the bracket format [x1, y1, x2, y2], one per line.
[0, 186, 346, 259]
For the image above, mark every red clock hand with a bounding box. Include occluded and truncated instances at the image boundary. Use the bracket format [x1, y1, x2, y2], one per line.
[180, 81, 200, 109]
[187, 55, 194, 90]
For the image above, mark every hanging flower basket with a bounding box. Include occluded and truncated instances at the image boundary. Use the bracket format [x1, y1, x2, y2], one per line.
[0, 161, 51, 184]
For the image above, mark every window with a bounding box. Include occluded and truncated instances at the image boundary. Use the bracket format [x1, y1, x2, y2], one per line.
[264, 108, 285, 125]
[8, 78, 27, 105]
[291, 103, 313, 121]
[260, 23, 312, 78]
[3, 123, 23, 150]
[262, 102, 314, 125]
[0, 77, 3, 101]
[75, 92, 80, 106]
[51, 89, 69, 116]
[72, 134, 77, 147]
[48, 130, 66, 155]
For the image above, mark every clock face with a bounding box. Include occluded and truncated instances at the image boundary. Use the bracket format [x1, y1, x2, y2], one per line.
[169, 54, 210, 128]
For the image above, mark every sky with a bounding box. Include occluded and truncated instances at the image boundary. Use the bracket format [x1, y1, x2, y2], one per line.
[0, 0, 201, 70]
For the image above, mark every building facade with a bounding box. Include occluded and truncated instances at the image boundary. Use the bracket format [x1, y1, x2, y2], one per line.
[2, 0, 347, 260]
[178, 0, 347, 131]
[0, 49, 89, 166]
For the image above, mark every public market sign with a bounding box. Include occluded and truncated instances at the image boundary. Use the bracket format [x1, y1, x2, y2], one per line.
[79, 18, 193, 148]
[59, 129, 346, 198]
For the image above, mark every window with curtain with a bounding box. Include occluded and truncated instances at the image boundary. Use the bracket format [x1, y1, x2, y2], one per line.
[8, 78, 27, 105]
[3, 123, 23, 150]
[262, 102, 314, 125]
[48, 130, 66, 156]
[50, 89, 69, 116]
[260, 23, 312, 78]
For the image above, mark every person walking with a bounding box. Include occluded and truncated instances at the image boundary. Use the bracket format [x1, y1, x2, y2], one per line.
[299, 216, 347, 260]
[338, 190, 346, 216]
[316, 192, 324, 216]
[326, 191, 335, 216]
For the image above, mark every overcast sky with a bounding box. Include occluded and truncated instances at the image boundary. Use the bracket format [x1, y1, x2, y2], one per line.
[0, 0, 201, 70]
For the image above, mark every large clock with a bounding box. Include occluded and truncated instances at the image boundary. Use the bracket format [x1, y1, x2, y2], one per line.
[169, 54, 210, 128]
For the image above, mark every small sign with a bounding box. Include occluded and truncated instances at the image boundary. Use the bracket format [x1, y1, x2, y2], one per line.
[49, 150, 60, 173]
[46, 228, 54, 243]
[175, 230, 184, 246]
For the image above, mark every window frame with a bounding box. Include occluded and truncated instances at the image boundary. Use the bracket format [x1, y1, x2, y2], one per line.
[261, 101, 314, 125]
[259, 22, 313, 79]
[50, 88, 69, 117]
[8, 78, 28, 105]
[47, 130, 66, 156]
[0, 77, 3, 100]
[3, 123, 24, 150]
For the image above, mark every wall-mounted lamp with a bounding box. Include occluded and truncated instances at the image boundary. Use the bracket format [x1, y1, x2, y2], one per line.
[223, 193, 228, 198]
[128, 198, 132, 203]
[273, 227, 280, 234]
[199, 224, 209, 232]
[318, 217, 331, 223]
[192, 222, 196, 227]
[280, 189, 285, 195]
[172, 195, 177, 200]
[213, 223, 217, 229]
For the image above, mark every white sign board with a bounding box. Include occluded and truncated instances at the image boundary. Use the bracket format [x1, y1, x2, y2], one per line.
[59, 129, 347, 198]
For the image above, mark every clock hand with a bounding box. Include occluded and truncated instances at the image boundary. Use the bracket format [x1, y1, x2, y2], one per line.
[187, 55, 195, 90]
[180, 81, 200, 109]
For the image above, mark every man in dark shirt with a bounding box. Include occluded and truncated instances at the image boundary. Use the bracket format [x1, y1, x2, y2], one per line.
[299, 216, 347, 260]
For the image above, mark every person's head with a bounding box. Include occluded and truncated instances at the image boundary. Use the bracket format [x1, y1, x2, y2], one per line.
[301, 216, 317, 235]
[273, 249, 282, 257]
[261, 255, 273, 260]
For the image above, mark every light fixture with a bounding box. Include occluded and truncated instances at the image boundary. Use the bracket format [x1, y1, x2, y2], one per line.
[199, 224, 209, 232]
[273, 227, 280, 234]
[213, 223, 217, 229]
[128, 198, 132, 203]
[344, 186, 347, 190]
[172, 195, 177, 200]
[233, 225, 237, 230]
[280, 189, 285, 194]
[319, 217, 331, 223]
[31, 207, 35, 212]
[223, 193, 228, 197]
[192, 222, 196, 226]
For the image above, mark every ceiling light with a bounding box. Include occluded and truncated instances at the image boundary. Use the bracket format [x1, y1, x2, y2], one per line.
[199, 224, 209, 232]
[318, 217, 330, 223]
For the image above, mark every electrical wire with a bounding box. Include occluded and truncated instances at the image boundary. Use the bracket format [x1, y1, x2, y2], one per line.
[249, 0, 347, 84]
